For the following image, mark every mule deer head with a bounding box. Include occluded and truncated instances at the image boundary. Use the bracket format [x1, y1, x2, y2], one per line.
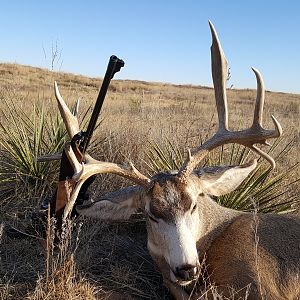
[51, 22, 300, 299]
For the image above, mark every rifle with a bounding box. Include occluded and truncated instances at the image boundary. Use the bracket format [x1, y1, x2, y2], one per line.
[52, 55, 124, 228]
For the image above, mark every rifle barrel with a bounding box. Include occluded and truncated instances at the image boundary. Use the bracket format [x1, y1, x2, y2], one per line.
[82, 55, 124, 153]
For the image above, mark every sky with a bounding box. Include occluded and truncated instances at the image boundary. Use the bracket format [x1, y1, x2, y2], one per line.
[0, 1, 299, 94]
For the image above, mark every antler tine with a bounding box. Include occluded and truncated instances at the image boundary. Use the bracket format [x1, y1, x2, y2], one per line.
[62, 145, 151, 219]
[54, 81, 80, 138]
[271, 115, 283, 138]
[248, 68, 282, 169]
[209, 20, 229, 131]
[251, 68, 282, 139]
[251, 67, 282, 134]
[252, 68, 265, 127]
[250, 145, 276, 169]
[63, 177, 86, 220]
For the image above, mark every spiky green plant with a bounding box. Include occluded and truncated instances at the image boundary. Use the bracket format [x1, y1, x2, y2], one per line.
[0, 96, 104, 210]
[144, 137, 299, 214]
[0, 99, 68, 207]
[144, 140, 184, 173]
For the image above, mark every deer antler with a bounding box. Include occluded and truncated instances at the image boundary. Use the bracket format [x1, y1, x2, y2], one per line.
[53, 85, 150, 219]
[177, 21, 282, 183]
[55, 81, 80, 139]
[35, 85, 80, 162]
[62, 143, 150, 219]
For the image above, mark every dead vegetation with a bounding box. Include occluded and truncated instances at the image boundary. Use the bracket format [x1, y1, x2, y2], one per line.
[0, 63, 299, 299]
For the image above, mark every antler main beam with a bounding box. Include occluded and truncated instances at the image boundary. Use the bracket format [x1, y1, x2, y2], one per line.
[62, 144, 150, 219]
[177, 21, 282, 182]
[209, 20, 229, 131]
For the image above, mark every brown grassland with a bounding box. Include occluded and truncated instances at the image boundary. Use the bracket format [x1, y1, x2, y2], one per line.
[0, 63, 299, 299]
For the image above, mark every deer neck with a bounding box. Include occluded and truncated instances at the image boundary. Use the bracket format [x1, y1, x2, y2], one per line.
[196, 195, 242, 257]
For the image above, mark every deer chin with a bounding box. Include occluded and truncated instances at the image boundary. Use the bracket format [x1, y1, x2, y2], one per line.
[169, 269, 194, 286]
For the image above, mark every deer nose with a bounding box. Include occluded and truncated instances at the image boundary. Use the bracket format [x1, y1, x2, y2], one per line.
[175, 264, 199, 281]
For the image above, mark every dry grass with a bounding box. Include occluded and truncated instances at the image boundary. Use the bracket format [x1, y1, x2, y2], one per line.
[27, 256, 99, 300]
[0, 63, 299, 299]
[26, 216, 100, 300]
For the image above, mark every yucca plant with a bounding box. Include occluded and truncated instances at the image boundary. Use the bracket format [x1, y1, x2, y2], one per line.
[144, 140, 185, 173]
[144, 137, 299, 214]
[0, 99, 68, 207]
[0, 96, 105, 210]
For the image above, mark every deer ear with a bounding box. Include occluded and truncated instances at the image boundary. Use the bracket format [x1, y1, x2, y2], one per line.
[76, 186, 144, 220]
[195, 159, 257, 196]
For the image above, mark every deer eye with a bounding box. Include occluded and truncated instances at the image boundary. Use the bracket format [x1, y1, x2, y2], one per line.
[191, 204, 197, 213]
[148, 214, 159, 223]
